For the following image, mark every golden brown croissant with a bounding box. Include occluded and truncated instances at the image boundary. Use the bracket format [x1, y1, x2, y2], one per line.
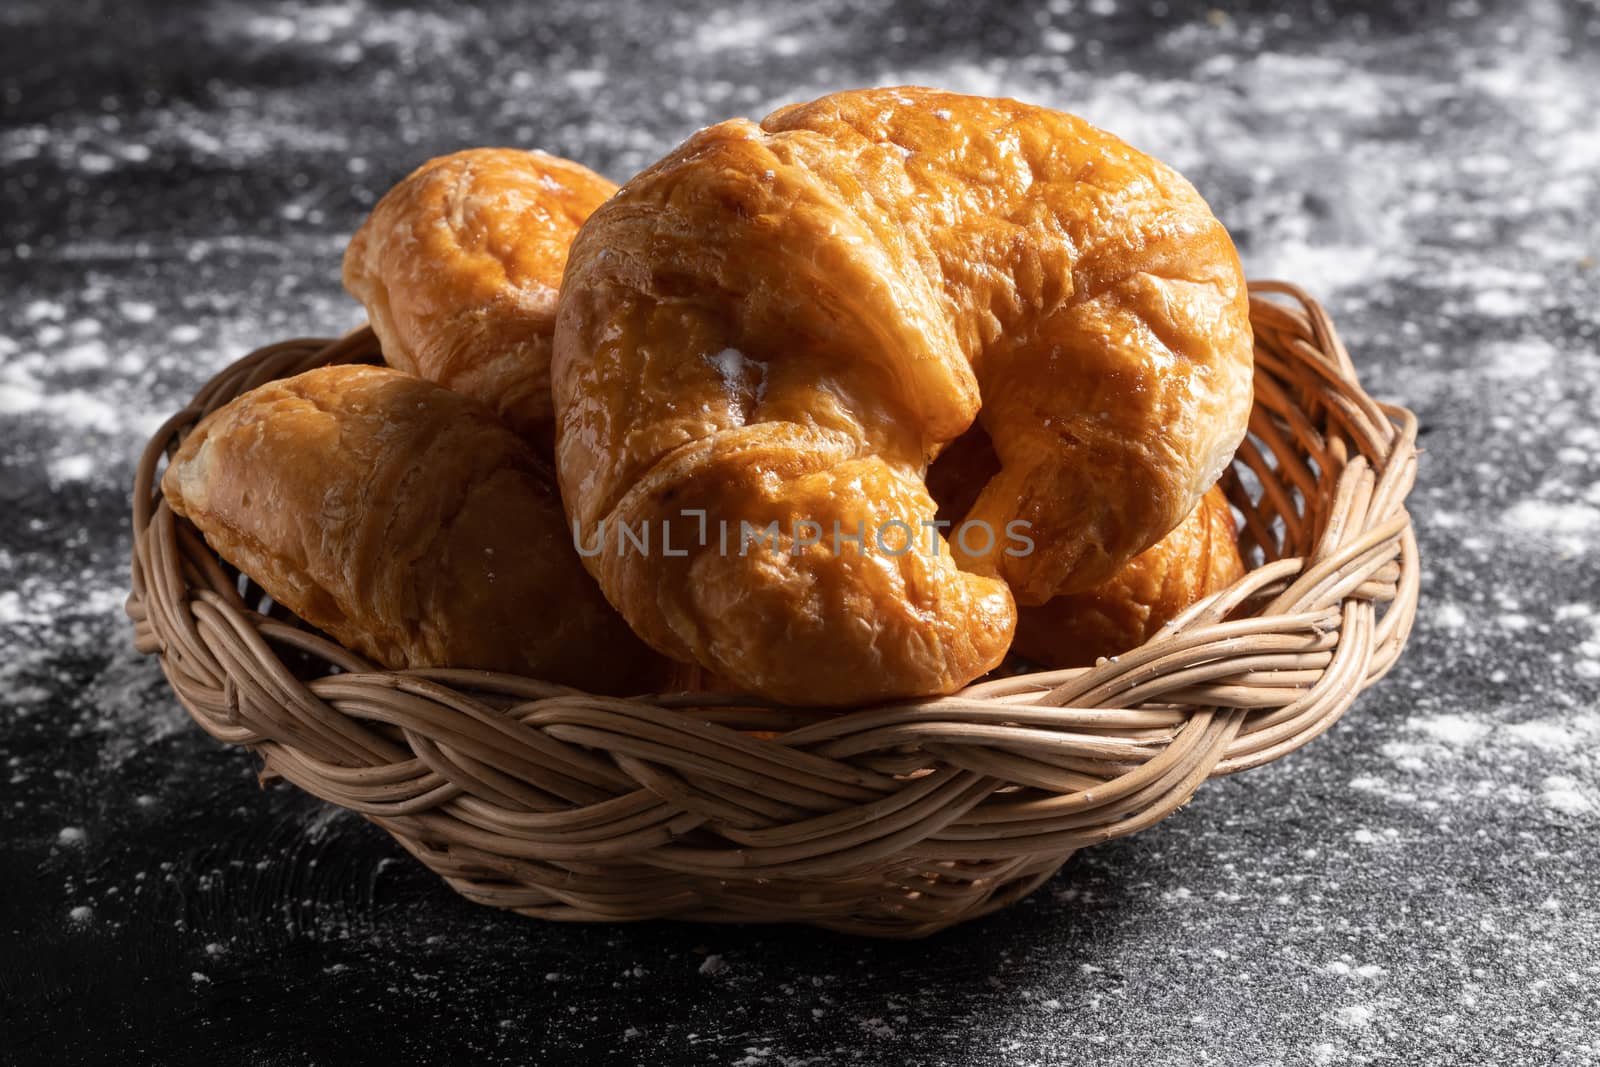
[343, 148, 617, 444]
[552, 86, 1253, 705]
[161, 364, 664, 695]
[1012, 484, 1246, 668]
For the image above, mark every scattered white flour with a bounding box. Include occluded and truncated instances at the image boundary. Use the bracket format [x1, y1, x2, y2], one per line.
[1414, 714, 1490, 746]
[1503, 500, 1600, 556]
[0, 373, 161, 435]
[1473, 289, 1532, 317]
[0, 577, 126, 627]
[1484, 336, 1559, 380]
[1334, 1004, 1375, 1028]
[227, 0, 474, 54]
[705, 347, 768, 403]
[1541, 777, 1595, 815]
[1505, 715, 1599, 751]
[564, 69, 607, 92]
[119, 300, 157, 323]
[23, 299, 65, 322]
[1042, 30, 1075, 53]
[47, 454, 95, 483]
[1246, 241, 1392, 298]
[691, 8, 820, 54]
[59, 340, 110, 371]
[0, 591, 24, 626]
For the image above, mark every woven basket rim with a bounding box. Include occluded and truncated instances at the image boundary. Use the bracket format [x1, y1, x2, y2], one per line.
[126, 279, 1420, 937]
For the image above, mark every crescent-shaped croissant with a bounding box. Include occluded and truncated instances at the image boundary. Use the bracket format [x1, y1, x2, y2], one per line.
[552, 86, 1253, 705]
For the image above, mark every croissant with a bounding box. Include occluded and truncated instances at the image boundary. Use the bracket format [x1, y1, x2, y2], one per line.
[552, 87, 1253, 705]
[1012, 485, 1246, 668]
[343, 148, 617, 445]
[161, 365, 664, 695]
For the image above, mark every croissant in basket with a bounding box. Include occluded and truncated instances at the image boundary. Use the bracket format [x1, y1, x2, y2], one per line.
[343, 147, 618, 446]
[160, 364, 667, 694]
[1014, 486, 1246, 666]
[552, 86, 1255, 705]
[928, 427, 1247, 667]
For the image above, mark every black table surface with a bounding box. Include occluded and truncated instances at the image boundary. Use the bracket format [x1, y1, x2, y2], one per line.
[4, 1, 1599, 1063]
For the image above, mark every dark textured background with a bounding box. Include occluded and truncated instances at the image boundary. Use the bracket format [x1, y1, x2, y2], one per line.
[3, 1, 1599, 1064]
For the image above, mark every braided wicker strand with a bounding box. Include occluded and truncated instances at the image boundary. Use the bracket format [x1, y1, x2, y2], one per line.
[126, 282, 1419, 937]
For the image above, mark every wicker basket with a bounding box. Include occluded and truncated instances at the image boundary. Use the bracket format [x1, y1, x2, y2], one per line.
[127, 281, 1418, 938]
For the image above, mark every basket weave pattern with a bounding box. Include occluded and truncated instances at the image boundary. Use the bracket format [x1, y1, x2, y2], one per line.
[128, 282, 1419, 937]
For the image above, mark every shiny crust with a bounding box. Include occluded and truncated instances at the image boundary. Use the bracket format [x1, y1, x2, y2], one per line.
[1013, 485, 1246, 668]
[160, 365, 663, 694]
[553, 87, 1252, 704]
[343, 148, 617, 442]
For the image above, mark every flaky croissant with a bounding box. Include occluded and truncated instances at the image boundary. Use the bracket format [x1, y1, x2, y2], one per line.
[1012, 485, 1246, 668]
[553, 87, 1253, 705]
[343, 148, 617, 444]
[161, 365, 664, 695]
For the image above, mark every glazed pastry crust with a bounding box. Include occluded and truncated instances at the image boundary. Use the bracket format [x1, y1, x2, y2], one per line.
[1013, 485, 1246, 668]
[161, 365, 663, 695]
[343, 148, 617, 442]
[553, 86, 1252, 704]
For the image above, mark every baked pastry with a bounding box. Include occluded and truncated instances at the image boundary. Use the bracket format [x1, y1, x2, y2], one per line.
[930, 430, 1246, 666]
[552, 86, 1253, 705]
[161, 364, 663, 694]
[1012, 485, 1246, 668]
[343, 148, 617, 445]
